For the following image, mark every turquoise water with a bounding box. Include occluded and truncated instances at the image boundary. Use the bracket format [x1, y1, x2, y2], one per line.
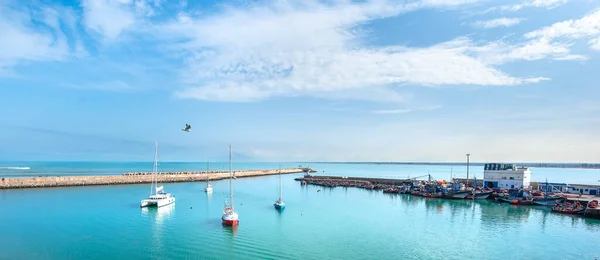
[1, 163, 599, 259]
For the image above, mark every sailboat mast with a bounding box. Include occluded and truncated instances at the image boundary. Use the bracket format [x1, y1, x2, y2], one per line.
[150, 140, 158, 195]
[229, 145, 233, 209]
[207, 158, 210, 183]
[279, 165, 282, 200]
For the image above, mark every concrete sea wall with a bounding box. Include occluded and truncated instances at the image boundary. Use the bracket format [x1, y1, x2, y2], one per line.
[0, 168, 307, 189]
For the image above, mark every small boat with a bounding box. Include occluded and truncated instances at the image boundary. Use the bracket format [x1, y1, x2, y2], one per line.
[552, 200, 586, 215]
[532, 196, 562, 206]
[508, 198, 534, 205]
[204, 159, 213, 193]
[222, 145, 239, 226]
[423, 192, 442, 198]
[141, 141, 176, 208]
[274, 166, 285, 210]
[467, 191, 493, 200]
[588, 200, 598, 209]
[442, 190, 471, 199]
[383, 187, 400, 194]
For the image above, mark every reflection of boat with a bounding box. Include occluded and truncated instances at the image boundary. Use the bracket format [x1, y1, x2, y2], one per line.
[141, 141, 176, 208]
[222, 145, 239, 226]
[274, 166, 285, 210]
[204, 159, 213, 193]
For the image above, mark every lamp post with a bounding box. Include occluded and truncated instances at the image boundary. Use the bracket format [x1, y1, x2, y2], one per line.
[466, 153, 471, 187]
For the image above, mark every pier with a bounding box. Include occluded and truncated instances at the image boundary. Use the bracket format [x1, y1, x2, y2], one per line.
[0, 168, 312, 189]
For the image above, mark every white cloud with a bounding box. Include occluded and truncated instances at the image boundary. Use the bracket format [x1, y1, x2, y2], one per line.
[525, 9, 600, 41]
[472, 17, 524, 28]
[590, 37, 600, 50]
[486, 0, 569, 13]
[372, 109, 412, 114]
[0, 2, 76, 72]
[523, 9, 600, 52]
[82, 0, 161, 41]
[159, 0, 543, 102]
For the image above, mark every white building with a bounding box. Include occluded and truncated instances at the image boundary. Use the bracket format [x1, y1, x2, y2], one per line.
[483, 163, 531, 189]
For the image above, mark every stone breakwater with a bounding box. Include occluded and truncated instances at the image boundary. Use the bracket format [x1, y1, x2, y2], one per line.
[0, 168, 309, 189]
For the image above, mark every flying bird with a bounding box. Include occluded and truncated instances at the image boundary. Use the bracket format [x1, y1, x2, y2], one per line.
[182, 124, 191, 132]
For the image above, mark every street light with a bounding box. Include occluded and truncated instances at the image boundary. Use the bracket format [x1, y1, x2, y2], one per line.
[466, 153, 471, 187]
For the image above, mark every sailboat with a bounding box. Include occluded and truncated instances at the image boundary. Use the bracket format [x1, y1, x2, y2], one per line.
[140, 141, 176, 208]
[274, 166, 285, 210]
[222, 145, 239, 226]
[204, 159, 213, 193]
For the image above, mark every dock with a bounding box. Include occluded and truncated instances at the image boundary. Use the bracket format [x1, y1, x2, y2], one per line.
[0, 168, 313, 189]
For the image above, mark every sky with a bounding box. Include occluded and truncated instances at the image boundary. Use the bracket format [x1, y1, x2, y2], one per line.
[0, 0, 600, 162]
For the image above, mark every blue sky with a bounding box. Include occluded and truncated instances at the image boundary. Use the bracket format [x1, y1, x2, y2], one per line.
[1, 0, 600, 162]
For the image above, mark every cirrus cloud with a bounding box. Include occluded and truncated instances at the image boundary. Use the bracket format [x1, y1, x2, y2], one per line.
[156, 0, 544, 102]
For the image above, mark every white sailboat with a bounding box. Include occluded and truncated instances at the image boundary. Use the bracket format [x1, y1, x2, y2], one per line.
[222, 145, 239, 226]
[140, 141, 175, 208]
[274, 166, 285, 210]
[204, 159, 213, 193]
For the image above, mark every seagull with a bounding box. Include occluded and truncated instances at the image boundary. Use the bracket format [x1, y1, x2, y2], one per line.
[181, 124, 191, 132]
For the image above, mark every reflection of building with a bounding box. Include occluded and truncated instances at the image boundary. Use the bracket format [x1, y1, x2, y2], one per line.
[483, 163, 531, 189]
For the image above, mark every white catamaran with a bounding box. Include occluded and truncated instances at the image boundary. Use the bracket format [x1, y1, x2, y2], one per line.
[204, 159, 213, 193]
[140, 141, 175, 208]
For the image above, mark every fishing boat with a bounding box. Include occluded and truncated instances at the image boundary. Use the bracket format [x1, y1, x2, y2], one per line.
[383, 187, 400, 194]
[442, 190, 471, 199]
[274, 166, 285, 210]
[552, 199, 586, 215]
[532, 180, 562, 206]
[140, 141, 176, 208]
[466, 190, 494, 200]
[508, 197, 535, 205]
[222, 145, 239, 226]
[204, 159, 213, 193]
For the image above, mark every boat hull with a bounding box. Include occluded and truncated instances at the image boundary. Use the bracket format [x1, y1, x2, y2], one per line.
[443, 191, 471, 199]
[204, 187, 213, 193]
[274, 204, 286, 210]
[140, 197, 175, 208]
[222, 218, 239, 226]
[532, 197, 562, 206]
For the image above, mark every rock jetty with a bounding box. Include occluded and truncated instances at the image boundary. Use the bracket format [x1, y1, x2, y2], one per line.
[0, 168, 311, 189]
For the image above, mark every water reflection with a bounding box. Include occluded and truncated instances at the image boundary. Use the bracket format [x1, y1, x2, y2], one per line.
[141, 204, 175, 225]
[398, 194, 420, 207]
[423, 198, 445, 214]
[222, 224, 238, 236]
[142, 204, 175, 255]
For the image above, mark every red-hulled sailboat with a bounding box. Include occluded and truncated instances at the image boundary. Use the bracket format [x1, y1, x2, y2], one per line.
[222, 145, 239, 226]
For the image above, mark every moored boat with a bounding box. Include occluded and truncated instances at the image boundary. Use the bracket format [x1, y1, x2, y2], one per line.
[222, 145, 239, 226]
[442, 190, 471, 199]
[204, 159, 213, 193]
[552, 200, 586, 215]
[140, 141, 176, 208]
[274, 166, 286, 210]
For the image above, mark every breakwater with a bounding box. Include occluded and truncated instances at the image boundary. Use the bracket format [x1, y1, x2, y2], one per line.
[0, 168, 310, 189]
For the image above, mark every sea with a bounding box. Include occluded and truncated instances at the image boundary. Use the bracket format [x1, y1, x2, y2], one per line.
[1, 162, 599, 260]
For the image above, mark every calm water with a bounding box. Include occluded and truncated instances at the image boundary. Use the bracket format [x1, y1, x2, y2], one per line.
[1, 163, 599, 259]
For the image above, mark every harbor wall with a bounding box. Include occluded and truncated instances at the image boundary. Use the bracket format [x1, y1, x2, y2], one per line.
[0, 168, 307, 189]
